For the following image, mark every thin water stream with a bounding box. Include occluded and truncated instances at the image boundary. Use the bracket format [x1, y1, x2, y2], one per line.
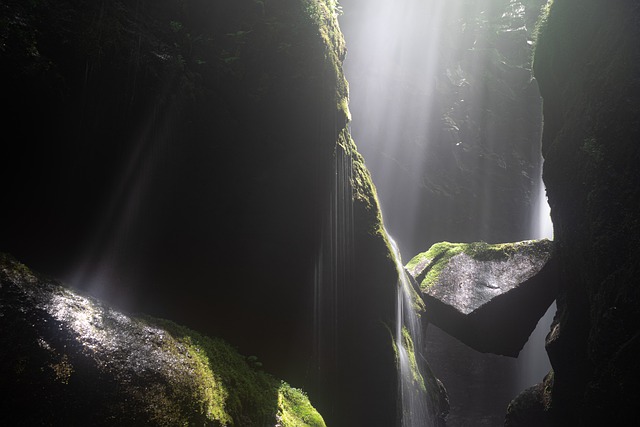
[390, 236, 432, 426]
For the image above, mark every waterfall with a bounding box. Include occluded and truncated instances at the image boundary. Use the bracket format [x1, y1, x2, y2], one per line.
[516, 170, 555, 390]
[389, 236, 432, 426]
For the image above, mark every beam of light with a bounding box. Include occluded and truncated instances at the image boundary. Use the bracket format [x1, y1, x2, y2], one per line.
[342, 0, 455, 256]
[341, 0, 540, 257]
[340, 0, 553, 421]
[516, 165, 555, 390]
[67, 83, 182, 309]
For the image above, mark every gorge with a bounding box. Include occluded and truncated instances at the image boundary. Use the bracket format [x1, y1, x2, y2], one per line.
[2, 0, 639, 426]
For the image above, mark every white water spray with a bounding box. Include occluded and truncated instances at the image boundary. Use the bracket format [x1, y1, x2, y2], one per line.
[389, 236, 432, 426]
[517, 170, 555, 390]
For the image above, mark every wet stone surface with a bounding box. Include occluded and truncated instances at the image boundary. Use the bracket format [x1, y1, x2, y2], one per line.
[433, 250, 549, 316]
[409, 240, 559, 357]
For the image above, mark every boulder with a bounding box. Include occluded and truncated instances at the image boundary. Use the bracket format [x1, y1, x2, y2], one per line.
[504, 371, 553, 427]
[407, 239, 559, 356]
[0, 253, 325, 426]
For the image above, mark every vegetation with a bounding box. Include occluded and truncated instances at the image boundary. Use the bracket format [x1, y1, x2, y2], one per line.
[277, 382, 327, 427]
[401, 326, 426, 392]
[145, 317, 325, 426]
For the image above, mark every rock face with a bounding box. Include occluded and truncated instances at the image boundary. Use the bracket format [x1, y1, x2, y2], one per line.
[504, 373, 553, 427]
[0, 253, 325, 426]
[407, 240, 558, 356]
[505, 0, 640, 425]
[0, 1, 402, 425]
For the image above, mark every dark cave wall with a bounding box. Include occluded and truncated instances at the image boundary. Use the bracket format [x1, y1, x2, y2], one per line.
[2, 0, 334, 370]
[0, 1, 403, 425]
[519, 0, 640, 424]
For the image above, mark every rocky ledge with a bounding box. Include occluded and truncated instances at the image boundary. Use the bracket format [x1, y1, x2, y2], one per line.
[407, 239, 559, 357]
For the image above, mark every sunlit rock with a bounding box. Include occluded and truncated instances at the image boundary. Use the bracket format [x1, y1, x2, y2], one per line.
[0, 253, 325, 426]
[407, 239, 558, 357]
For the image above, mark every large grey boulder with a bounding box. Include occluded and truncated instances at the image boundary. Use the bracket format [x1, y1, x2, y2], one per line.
[407, 239, 558, 356]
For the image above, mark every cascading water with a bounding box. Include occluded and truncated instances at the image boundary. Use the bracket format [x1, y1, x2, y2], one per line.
[516, 169, 555, 390]
[313, 142, 354, 380]
[389, 236, 432, 426]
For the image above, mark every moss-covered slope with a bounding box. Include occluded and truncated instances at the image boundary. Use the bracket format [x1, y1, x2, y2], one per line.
[0, 253, 325, 426]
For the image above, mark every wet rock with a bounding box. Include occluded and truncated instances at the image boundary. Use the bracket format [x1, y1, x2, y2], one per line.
[504, 371, 553, 427]
[0, 253, 325, 426]
[407, 239, 558, 356]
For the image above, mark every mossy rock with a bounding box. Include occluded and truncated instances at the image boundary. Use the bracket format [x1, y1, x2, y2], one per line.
[0, 253, 325, 426]
[406, 239, 559, 356]
[407, 239, 555, 292]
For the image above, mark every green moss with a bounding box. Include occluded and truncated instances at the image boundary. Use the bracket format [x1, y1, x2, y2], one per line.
[406, 242, 465, 291]
[401, 326, 426, 392]
[144, 317, 324, 426]
[338, 96, 352, 122]
[301, 1, 349, 114]
[408, 281, 426, 315]
[464, 241, 520, 261]
[532, 0, 554, 44]
[179, 335, 233, 425]
[277, 382, 326, 427]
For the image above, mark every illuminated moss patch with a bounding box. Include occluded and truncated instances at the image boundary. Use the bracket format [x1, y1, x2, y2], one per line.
[401, 326, 426, 392]
[277, 382, 326, 427]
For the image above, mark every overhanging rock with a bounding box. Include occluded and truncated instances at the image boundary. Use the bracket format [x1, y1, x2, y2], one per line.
[406, 239, 559, 357]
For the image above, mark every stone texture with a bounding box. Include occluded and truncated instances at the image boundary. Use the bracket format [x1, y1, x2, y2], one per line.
[0, 253, 325, 426]
[504, 372, 553, 427]
[408, 239, 559, 356]
[524, 0, 640, 424]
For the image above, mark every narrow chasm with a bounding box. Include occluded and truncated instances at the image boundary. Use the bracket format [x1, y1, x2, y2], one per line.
[3, 0, 639, 426]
